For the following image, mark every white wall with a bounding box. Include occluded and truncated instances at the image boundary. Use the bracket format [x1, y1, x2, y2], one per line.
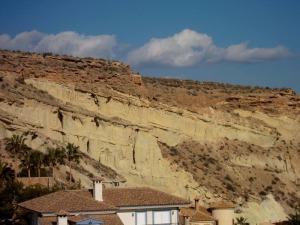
[172, 209, 179, 224]
[118, 211, 135, 225]
[212, 209, 234, 225]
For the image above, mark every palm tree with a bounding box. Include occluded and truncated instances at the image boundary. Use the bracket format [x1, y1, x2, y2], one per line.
[66, 143, 82, 185]
[31, 151, 45, 178]
[5, 134, 29, 178]
[44, 147, 66, 185]
[20, 150, 34, 179]
[0, 160, 15, 188]
[236, 217, 248, 225]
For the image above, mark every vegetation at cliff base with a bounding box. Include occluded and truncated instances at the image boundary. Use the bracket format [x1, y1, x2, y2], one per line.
[0, 134, 83, 224]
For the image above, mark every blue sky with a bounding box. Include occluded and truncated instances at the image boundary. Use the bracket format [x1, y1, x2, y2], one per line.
[1, 1, 300, 93]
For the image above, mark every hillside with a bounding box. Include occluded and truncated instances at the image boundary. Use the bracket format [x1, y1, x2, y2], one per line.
[0, 50, 300, 224]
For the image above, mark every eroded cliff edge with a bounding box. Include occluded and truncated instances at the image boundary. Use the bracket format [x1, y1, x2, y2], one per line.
[0, 50, 299, 224]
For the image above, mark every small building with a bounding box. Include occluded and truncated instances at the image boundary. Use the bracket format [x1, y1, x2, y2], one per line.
[180, 199, 235, 225]
[210, 201, 235, 225]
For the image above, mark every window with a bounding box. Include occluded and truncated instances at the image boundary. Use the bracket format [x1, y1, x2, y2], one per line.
[153, 210, 171, 225]
[136, 212, 147, 225]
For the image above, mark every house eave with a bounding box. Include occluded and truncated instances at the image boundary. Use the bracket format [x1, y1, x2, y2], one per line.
[42, 210, 118, 216]
[18, 206, 118, 217]
[118, 203, 191, 211]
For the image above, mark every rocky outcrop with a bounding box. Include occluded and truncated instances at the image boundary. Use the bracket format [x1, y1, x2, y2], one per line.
[0, 50, 300, 224]
[238, 194, 287, 225]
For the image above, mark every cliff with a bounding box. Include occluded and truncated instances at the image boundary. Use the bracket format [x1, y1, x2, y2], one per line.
[0, 50, 299, 224]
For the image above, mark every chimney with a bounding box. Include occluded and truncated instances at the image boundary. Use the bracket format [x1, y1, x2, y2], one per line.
[194, 197, 200, 211]
[93, 177, 104, 201]
[183, 214, 190, 225]
[56, 210, 69, 225]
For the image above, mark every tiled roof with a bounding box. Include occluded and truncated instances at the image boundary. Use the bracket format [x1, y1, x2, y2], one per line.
[190, 211, 216, 222]
[38, 216, 56, 225]
[18, 190, 118, 214]
[180, 206, 215, 222]
[196, 205, 210, 214]
[209, 201, 235, 209]
[102, 187, 190, 207]
[73, 188, 190, 207]
[56, 210, 69, 216]
[18, 187, 190, 213]
[180, 207, 211, 217]
[180, 208, 193, 217]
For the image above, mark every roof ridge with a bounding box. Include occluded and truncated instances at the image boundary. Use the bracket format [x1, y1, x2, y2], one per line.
[197, 211, 214, 217]
[19, 186, 190, 213]
[70, 191, 118, 209]
[19, 190, 64, 205]
[190, 210, 216, 222]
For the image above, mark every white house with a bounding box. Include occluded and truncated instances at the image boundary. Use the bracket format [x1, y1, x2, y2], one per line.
[18, 178, 191, 225]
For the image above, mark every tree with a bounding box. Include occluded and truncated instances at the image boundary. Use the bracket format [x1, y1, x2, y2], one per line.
[66, 143, 82, 185]
[44, 147, 66, 185]
[0, 160, 15, 189]
[31, 150, 45, 183]
[31, 150, 45, 178]
[0, 181, 55, 224]
[5, 134, 29, 178]
[20, 150, 34, 179]
[236, 217, 248, 225]
[0, 180, 24, 223]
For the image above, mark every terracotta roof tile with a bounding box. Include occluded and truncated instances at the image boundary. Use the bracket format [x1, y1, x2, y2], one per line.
[180, 207, 211, 217]
[67, 188, 190, 207]
[209, 201, 235, 209]
[55, 210, 69, 216]
[180, 206, 214, 222]
[102, 187, 190, 207]
[180, 208, 194, 217]
[18, 190, 117, 213]
[38, 217, 56, 225]
[196, 205, 210, 214]
[190, 211, 216, 222]
[18, 187, 190, 214]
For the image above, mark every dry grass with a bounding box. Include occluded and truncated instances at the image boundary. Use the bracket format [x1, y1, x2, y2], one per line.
[159, 138, 300, 209]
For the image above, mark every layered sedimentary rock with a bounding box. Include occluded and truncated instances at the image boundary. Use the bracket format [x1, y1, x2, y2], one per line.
[1, 50, 300, 224]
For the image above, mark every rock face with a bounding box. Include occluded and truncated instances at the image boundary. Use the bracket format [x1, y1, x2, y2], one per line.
[1, 50, 300, 224]
[240, 194, 288, 225]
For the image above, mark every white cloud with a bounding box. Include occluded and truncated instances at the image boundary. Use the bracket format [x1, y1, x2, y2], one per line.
[126, 29, 292, 67]
[0, 29, 292, 66]
[0, 30, 116, 59]
[224, 43, 291, 62]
